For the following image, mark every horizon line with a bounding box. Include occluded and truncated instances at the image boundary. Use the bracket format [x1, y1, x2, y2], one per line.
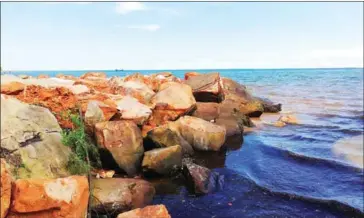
[3, 66, 364, 72]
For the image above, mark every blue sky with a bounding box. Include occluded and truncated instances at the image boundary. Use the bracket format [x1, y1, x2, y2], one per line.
[1, 2, 363, 70]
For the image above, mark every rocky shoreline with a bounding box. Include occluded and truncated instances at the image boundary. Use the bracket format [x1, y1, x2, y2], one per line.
[0, 71, 290, 218]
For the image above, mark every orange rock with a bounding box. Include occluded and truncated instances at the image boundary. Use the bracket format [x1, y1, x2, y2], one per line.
[14, 85, 78, 128]
[1, 82, 25, 95]
[80, 72, 107, 80]
[184, 72, 201, 80]
[56, 74, 77, 80]
[1, 159, 12, 218]
[74, 79, 111, 93]
[117, 205, 171, 218]
[37, 74, 49, 79]
[9, 176, 88, 218]
[77, 92, 118, 121]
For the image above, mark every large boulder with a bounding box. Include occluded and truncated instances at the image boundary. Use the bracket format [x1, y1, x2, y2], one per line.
[8, 176, 88, 218]
[74, 78, 111, 93]
[114, 96, 152, 125]
[182, 160, 224, 195]
[175, 116, 226, 151]
[91, 178, 155, 216]
[1, 159, 12, 218]
[142, 145, 182, 175]
[148, 82, 196, 126]
[1, 95, 71, 179]
[117, 205, 171, 218]
[184, 72, 201, 80]
[95, 121, 144, 176]
[185, 72, 224, 103]
[110, 80, 155, 105]
[191, 102, 220, 121]
[146, 123, 194, 156]
[77, 92, 118, 121]
[84, 101, 107, 133]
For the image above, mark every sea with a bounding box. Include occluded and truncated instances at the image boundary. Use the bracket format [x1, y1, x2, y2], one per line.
[8, 68, 364, 218]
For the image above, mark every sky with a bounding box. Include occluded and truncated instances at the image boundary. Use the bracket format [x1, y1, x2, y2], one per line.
[1, 2, 363, 70]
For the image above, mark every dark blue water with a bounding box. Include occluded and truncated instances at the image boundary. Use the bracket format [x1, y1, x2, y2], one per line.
[8, 68, 364, 217]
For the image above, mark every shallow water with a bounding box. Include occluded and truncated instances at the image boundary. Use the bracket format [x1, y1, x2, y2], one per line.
[10, 68, 364, 217]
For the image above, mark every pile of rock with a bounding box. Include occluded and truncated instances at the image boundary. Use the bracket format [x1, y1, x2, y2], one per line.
[0, 71, 282, 217]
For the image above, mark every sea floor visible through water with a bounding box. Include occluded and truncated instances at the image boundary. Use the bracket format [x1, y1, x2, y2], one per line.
[9, 68, 364, 218]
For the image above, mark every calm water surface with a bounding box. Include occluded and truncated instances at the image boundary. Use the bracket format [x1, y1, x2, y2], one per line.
[11, 68, 364, 217]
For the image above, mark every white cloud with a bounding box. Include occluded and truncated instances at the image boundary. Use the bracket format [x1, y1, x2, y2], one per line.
[127, 24, 160, 32]
[116, 2, 146, 14]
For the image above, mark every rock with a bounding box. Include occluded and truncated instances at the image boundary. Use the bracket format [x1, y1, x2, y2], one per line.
[1, 75, 88, 95]
[91, 169, 115, 179]
[95, 121, 144, 176]
[80, 71, 107, 80]
[192, 102, 220, 121]
[117, 205, 171, 218]
[1, 159, 12, 218]
[1, 95, 71, 179]
[37, 74, 49, 79]
[273, 120, 286, 127]
[91, 178, 155, 216]
[148, 82, 196, 126]
[142, 145, 182, 175]
[18, 75, 30, 79]
[218, 99, 255, 128]
[8, 176, 88, 218]
[13, 85, 78, 128]
[175, 116, 226, 151]
[147, 123, 194, 155]
[114, 96, 152, 125]
[278, 115, 298, 124]
[1, 82, 25, 95]
[77, 92, 118, 121]
[184, 72, 201, 80]
[185, 72, 224, 103]
[182, 160, 224, 195]
[74, 78, 111, 93]
[84, 101, 107, 133]
[256, 97, 282, 113]
[215, 118, 242, 137]
[111, 80, 155, 105]
[56, 74, 77, 80]
[222, 78, 264, 117]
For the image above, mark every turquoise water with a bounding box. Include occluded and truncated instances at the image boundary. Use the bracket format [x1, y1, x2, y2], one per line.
[10, 68, 364, 217]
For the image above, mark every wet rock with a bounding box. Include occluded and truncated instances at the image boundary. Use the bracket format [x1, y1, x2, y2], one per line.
[182, 160, 224, 195]
[273, 120, 286, 127]
[1, 95, 71, 179]
[278, 115, 298, 124]
[147, 123, 194, 156]
[8, 176, 89, 218]
[215, 118, 242, 137]
[185, 72, 224, 103]
[13, 85, 78, 128]
[256, 97, 282, 113]
[1, 159, 12, 218]
[95, 121, 144, 176]
[192, 102, 220, 121]
[1, 82, 25, 95]
[175, 116, 226, 151]
[117, 204, 171, 218]
[142, 145, 182, 175]
[114, 96, 152, 125]
[80, 71, 107, 80]
[91, 178, 155, 216]
[148, 83, 196, 126]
